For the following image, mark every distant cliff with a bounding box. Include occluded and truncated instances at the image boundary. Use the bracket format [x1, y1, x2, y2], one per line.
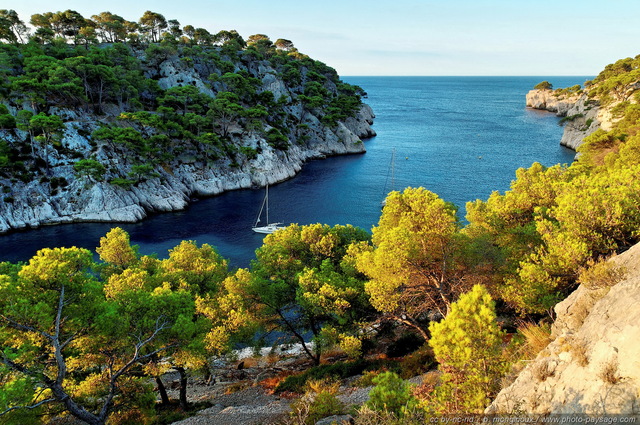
[0, 42, 375, 234]
[526, 88, 615, 151]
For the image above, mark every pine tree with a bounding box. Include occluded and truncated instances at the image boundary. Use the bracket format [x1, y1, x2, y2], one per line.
[428, 284, 505, 413]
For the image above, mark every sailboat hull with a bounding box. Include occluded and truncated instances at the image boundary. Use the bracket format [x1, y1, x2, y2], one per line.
[252, 223, 285, 234]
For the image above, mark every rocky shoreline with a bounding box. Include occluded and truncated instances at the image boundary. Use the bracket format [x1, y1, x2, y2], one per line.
[0, 103, 375, 234]
[526, 88, 614, 151]
[0, 39, 377, 237]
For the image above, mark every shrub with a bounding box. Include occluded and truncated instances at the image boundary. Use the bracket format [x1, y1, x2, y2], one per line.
[365, 371, 417, 417]
[534, 81, 553, 90]
[275, 359, 399, 394]
[398, 344, 435, 379]
[239, 146, 258, 160]
[428, 285, 506, 413]
[266, 128, 289, 150]
[286, 379, 344, 425]
[578, 257, 626, 291]
[109, 177, 136, 189]
[353, 370, 381, 388]
[559, 113, 584, 125]
[354, 405, 425, 425]
[0, 114, 16, 129]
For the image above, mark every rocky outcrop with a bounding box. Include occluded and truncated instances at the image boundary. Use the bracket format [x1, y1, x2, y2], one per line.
[487, 243, 640, 415]
[526, 89, 616, 151]
[0, 105, 374, 234]
[0, 51, 376, 234]
[525, 89, 582, 116]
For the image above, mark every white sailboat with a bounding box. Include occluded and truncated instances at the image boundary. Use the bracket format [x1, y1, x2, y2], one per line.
[252, 185, 285, 234]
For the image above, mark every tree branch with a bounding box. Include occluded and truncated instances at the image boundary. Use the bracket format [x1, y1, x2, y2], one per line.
[0, 398, 56, 417]
[53, 284, 67, 385]
[0, 314, 54, 341]
[99, 317, 174, 422]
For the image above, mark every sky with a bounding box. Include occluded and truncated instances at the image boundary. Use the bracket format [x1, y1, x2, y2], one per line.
[8, 0, 640, 76]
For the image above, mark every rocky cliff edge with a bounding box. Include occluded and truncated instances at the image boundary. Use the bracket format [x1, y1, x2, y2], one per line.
[0, 53, 376, 234]
[526, 89, 615, 151]
[487, 242, 640, 415]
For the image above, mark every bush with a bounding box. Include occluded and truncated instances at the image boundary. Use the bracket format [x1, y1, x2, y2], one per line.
[275, 359, 399, 394]
[109, 177, 136, 189]
[398, 345, 435, 379]
[354, 405, 425, 425]
[428, 285, 505, 413]
[239, 146, 258, 160]
[578, 257, 626, 291]
[365, 371, 417, 417]
[534, 81, 553, 90]
[0, 114, 16, 129]
[266, 128, 289, 150]
[559, 113, 584, 125]
[286, 379, 344, 425]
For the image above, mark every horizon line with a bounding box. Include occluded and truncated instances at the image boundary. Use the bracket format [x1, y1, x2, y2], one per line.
[341, 75, 594, 78]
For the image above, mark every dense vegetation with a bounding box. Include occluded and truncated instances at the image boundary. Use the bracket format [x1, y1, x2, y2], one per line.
[1, 8, 640, 423]
[0, 8, 365, 194]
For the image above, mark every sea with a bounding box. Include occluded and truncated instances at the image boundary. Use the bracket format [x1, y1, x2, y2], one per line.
[0, 76, 588, 267]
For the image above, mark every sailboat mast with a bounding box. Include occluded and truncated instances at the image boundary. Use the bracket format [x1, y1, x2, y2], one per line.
[391, 148, 396, 191]
[266, 184, 269, 224]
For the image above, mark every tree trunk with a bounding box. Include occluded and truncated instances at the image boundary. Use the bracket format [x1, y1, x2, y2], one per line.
[176, 367, 189, 410]
[156, 376, 170, 406]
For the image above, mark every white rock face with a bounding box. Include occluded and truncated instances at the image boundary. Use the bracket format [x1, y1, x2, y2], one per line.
[0, 102, 375, 234]
[0, 48, 377, 234]
[526, 89, 621, 152]
[526, 89, 582, 116]
[487, 243, 640, 415]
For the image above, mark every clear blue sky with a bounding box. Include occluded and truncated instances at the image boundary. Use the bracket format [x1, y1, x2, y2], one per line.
[9, 0, 640, 76]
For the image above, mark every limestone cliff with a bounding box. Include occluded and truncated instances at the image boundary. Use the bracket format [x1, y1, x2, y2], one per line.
[0, 47, 376, 234]
[487, 243, 640, 415]
[526, 89, 615, 151]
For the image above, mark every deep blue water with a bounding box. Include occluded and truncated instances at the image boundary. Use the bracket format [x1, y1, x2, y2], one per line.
[0, 76, 587, 267]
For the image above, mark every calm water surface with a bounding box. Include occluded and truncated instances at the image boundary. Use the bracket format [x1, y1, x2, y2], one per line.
[0, 77, 587, 266]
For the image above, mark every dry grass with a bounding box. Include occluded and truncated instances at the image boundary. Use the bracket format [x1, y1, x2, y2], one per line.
[259, 370, 298, 393]
[411, 371, 440, 404]
[598, 359, 620, 385]
[224, 381, 250, 394]
[352, 405, 425, 425]
[570, 339, 590, 367]
[532, 359, 555, 382]
[578, 258, 627, 291]
[517, 321, 553, 360]
[304, 378, 340, 395]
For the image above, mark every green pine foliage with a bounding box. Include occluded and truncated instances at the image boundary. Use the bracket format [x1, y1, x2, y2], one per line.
[365, 371, 418, 417]
[465, 55, 640, 314]
[428, 285, 505, 414]
[0, 9, 365, 191]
